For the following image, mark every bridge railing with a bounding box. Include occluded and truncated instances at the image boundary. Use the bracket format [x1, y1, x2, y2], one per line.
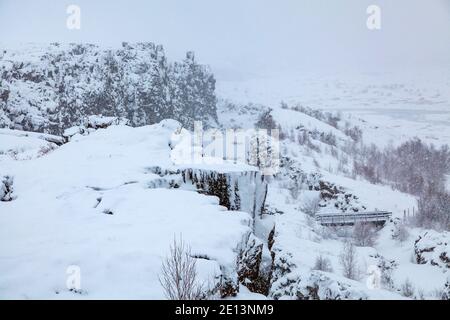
[315, 211, 392, 225]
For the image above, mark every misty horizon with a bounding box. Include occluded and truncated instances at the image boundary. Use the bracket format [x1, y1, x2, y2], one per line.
[1, 0, 450, 79]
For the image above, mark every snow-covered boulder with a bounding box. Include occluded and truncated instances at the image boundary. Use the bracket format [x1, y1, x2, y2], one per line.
[270, 267, 405, 300]
[414, 231, 450, 269]
[63, 115, 129, 141]
[84, 115, 129, 130]
[62, 125, 86, 140]
[271, 270, 368, 300]
[0, 128, 59, 160]
[278, 157, 366, 213]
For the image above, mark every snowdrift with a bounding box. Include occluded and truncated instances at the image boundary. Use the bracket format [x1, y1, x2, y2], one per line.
[0, 120, 267, 299]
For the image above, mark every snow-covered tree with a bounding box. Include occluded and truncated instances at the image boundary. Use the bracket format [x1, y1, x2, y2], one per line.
[255, 108, 277, 130]
[353, 222, 377, 247]
[339, 241, 359, 280]
[313, 255, 333, 272]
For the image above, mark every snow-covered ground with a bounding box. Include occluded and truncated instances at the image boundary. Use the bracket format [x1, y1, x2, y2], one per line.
[263, 183, 447, 298]
[3, 115, 445, 300]
[263, 188, 404, 300]
[1, 112, 449, 299]
[0, 121, 256, 299]
[376, 226, 449, 295]
[1, 44, 449, 299]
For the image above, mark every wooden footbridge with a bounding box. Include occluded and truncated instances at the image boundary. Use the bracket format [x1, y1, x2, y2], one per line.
[315, 211, 392, 226]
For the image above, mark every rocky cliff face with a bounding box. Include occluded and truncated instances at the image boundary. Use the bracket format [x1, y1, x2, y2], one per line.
[147, 165, 268, 220]
[237, 230, 275, 295]
[146, 164, 271, 296]
[0, 43, 217, 134]
[181, 168, 268, 219]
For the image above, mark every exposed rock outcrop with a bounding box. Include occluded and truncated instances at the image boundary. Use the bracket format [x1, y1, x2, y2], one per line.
[414, 231, 450, 269]
[279, 156, 365, 212]
[237, 232, 274, 295]
[181, 168, 267, 218]
[0, 43, 217, 134]
[0, 128, 65, 146]
[314, 180, 366, 213]
[271, 271, 367, 300]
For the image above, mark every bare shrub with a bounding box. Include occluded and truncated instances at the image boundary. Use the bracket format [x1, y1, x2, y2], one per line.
[319, 132, 337, 147]
[317, 226, 338, 240]
[305, 215, 316, 229]
[400, 278, 415, 298]
[280, 101, 289, 109]
[416, 288, 425, 300]
[374, 255, 397, 290]
[417, 190, 450, 231]
[432, 289, 445, 300]
[159, 237, 204, 300]
[337, 156, 350, 175]
[301, 194, 321, 217]
[297, 130, 309, 145]
[313, 255, 333, 272]
[344, 124, 363, 142]
[392, 220, 410, 242]
[380, 265, 395, 290]
[432, 277, 450, 300]
[352, 222, 377, 247]
[339, 241, 359, 280]
[441, 277, 450, 300]
[288, 180, 301, 200]
[313, 158, 320, 168]
[38, 144, 56, 157]
[352, 138, 450, 230]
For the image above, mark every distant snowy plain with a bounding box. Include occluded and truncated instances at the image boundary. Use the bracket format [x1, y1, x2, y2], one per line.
[216, 69, 450, 147]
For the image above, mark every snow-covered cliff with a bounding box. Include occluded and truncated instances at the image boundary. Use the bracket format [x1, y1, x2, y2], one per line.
[0, 119, 269, 298]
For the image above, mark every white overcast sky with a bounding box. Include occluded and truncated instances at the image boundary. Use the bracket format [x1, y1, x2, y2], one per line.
[0, 0, 449, 78]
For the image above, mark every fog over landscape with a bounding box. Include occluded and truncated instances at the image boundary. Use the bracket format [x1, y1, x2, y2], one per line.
[1, 0, 450, 76]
